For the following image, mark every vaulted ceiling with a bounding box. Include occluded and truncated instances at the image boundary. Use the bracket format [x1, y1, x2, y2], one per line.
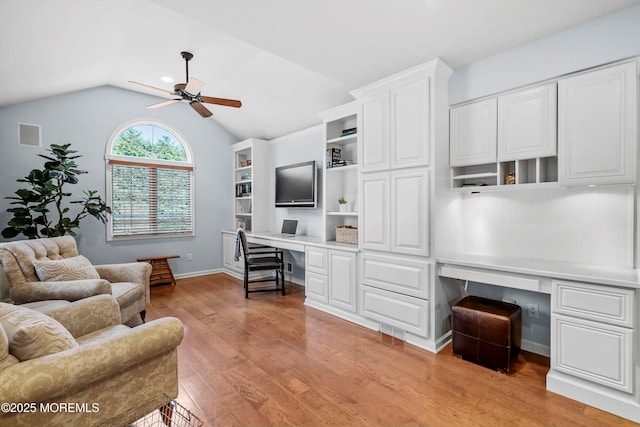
[1, 0, 638, 140]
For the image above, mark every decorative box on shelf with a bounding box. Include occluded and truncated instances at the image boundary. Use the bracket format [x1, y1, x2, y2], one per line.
[336, 226, 358, 244]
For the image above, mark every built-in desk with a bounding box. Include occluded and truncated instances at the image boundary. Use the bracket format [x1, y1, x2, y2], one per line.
[436, 254, 640, 423]
[239, 231, 359, 253]
[221, 230, 364, 325]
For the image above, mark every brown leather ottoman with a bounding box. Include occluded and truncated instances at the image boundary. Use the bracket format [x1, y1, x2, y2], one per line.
[452, 295, 522, 372]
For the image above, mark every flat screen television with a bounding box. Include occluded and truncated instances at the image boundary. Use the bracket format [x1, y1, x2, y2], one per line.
[275, 160, 317, 208]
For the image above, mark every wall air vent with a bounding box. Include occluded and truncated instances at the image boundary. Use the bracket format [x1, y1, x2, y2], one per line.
[19, 123, 41, 147]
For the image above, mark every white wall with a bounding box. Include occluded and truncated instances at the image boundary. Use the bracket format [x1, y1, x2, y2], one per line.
[449, 4, 640, 105]
[445, 5, 640, 269]
[442, 5, 640, 353]
[268, 125, 324, 237]
[0, 85, 238, 286]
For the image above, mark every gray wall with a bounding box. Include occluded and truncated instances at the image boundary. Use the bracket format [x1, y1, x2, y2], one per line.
[0, 85, 238, 279]
[449, 3, 640, 105]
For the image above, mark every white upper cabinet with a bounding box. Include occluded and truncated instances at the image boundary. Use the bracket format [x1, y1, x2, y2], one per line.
[360, 93, 390, 171]
[354, 60, 450, 173]
[558, 60, 637, 186]
[390, 79, 430, 168]
[450, 98, 497, 167]
[498, 83, 557, 161]
[360, 170, 430, 257]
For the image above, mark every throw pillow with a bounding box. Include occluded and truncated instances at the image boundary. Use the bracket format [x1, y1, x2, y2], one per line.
[0, 303, 78, 361]
[32, 255, 100, 282]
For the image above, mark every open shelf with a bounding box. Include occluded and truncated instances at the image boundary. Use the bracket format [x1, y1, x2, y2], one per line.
[327, 211, 359, 216]
[452, 157, 558, 191]
[327, 134, 357, 144]
[320, 101, 359, 244]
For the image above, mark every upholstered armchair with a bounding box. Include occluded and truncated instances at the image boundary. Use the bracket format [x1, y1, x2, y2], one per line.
[0, 294, 184, 426]
[0, 236, 151, 324]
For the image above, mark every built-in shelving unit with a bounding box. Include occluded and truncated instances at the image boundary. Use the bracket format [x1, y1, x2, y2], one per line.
[451, 157, 558, 190]
[450, 80, 560, 192]
[320, 101, 359, 243]
[233, 138, 269, 232]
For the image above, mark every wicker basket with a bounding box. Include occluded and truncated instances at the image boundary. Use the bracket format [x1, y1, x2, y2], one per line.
[336, 226, 358, 244]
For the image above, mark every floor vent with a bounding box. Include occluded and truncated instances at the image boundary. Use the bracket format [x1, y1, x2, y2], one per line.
[379, 323, 406, 347]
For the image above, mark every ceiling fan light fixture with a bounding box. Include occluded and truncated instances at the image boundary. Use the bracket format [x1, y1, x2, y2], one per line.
[129, 51, 242, 118]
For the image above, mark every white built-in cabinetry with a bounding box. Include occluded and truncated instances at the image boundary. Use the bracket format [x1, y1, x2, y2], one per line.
[450, 98, 497, 168]
[359, 75, 431, 172]
[305, 246, 359, 317]
[319, 102, 359, 243]
[352, 58, 452, 350]
[450, 83, 558, 189]
[232, 138, 269, 232]
[361, 170, 430, 257]
[558, 60, 637, 186]
[551, 280, 635, 393]
[450, 58, 638, 190]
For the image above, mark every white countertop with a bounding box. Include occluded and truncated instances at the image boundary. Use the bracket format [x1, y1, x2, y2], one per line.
[437, 253, 640, 289]
[223, 230, 359, 252]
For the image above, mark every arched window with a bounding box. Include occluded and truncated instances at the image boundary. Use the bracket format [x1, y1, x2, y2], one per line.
[105, 120, 194, 240]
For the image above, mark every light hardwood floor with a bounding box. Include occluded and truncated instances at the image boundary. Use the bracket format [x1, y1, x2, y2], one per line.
[146, 274, 638, 427]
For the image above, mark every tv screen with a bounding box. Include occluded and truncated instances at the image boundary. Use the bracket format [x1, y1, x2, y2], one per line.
[275, 161, 317, 208]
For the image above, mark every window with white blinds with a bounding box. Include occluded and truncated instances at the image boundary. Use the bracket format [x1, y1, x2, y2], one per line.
[106, 121, 194, 240]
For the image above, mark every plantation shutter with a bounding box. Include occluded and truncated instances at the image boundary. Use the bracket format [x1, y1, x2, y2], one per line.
[110, 160, 193, 237]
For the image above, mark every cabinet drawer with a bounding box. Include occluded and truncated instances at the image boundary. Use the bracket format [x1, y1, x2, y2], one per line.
[305, 271, 328, 303]
[305, 247, 328, 275]
[553, 280, 635, 328]
[361, 285, 429, 337]
[361, 252, 431, 299]
[552, 314, 633, 393]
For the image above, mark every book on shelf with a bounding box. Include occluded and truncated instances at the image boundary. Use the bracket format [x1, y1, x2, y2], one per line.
[326, 148, 341, 168]
[341, 127, 356, 136]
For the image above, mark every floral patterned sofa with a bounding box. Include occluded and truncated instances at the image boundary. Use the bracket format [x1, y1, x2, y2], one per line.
[0, 236, 150, 324]
[0, 294, 184, 426]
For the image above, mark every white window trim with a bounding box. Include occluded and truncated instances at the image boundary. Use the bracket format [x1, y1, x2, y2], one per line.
[105, 119, 196, 241]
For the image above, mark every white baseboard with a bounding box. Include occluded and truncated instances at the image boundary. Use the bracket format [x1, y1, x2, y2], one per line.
[174, 268, 224, 280]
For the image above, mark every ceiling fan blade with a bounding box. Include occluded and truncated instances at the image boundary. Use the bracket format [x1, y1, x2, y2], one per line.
[147, 99, 182, 109]
[184, 78, 205, 95]
[129, 81, 174, 95]
[200, 96, 242, 108]
[190, 101, 213, 118]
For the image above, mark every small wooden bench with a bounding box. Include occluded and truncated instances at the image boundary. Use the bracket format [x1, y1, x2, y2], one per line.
[137, 255, 180, 287]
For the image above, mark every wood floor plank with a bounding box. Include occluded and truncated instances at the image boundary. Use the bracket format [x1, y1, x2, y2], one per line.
[146, 274, 639, 427]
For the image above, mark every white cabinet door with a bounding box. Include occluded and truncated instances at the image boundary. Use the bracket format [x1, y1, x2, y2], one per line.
[305, 271, 328, 303]
[553, 280, 635, 328]
[558, 61, 637, 185]
[391, 79, 430, 168]
[552, 314, 633, 393]
[361, 252, 431, 299]
[360, 173, 390, 251]
[360, 93, 390, 172]
[305, 247, 328, 275]
[222, 233, 243, 272]
[450, 98, 497, 166]
[328, 250, 357, 313]
[390, 169, 430, 257]
[498, 83, 557, 161]
[361, 285, 429, 337]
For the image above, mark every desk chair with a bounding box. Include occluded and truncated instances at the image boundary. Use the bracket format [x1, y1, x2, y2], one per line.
[236, 229, 285, 298]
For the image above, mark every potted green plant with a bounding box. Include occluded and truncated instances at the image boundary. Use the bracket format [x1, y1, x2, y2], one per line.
[2, 143, 111, 239]
[338, 197, 349, 212]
